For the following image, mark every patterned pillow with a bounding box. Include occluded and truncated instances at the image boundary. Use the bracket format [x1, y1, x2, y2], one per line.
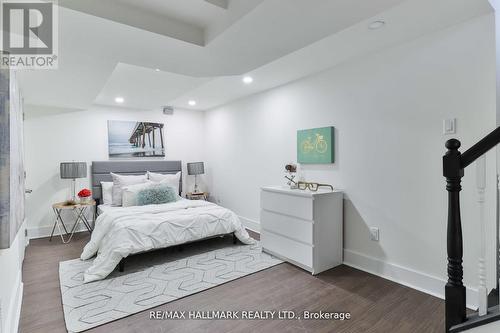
[136, 184, 179, 206]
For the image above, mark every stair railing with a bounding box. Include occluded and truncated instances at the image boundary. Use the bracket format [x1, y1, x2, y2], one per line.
[443, 126, 500, 332]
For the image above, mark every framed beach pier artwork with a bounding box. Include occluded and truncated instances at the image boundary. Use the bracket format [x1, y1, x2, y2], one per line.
[108, 120, 165, 158]
[297, 126, 335, 164]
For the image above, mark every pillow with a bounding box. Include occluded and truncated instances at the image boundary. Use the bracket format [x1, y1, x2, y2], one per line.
[147, 171, 181, 194]
[122, 181, 153, 207]
[100, 181, 113, 205]
[111, 173, 147, 206]
[137, 184, 179, 206]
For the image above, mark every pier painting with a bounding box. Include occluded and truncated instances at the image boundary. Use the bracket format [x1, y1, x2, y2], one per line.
[108, 120, 165, 158]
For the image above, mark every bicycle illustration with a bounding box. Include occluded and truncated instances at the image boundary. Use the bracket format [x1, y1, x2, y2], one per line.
[301, 133, 328, 154]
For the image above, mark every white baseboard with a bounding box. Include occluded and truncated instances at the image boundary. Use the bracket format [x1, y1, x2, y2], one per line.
[238, 216, 260, 233]
[4, 273, 23, 333]
[28, 223, 90, 240]
[343, 248, 478, 310]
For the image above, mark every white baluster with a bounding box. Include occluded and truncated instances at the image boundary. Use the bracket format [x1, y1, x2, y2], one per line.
[477, 156, 487, 316]
[497, 174, 500, 304]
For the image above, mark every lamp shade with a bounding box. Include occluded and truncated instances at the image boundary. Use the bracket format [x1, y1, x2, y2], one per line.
[187, 162, 204, 175]
[60, 162, 87, 179]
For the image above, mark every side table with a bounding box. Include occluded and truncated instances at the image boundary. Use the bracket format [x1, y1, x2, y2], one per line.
[186, 192, 209, 200]
[50, 200, 96, 243]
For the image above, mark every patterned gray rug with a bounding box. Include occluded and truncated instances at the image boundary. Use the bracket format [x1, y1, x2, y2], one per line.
[59, 239, 282, 333]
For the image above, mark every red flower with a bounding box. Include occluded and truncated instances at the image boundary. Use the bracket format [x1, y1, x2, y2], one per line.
[78, 189, 92, 198]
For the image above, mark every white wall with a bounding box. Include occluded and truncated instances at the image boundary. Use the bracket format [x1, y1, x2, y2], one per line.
[204, 14, 497, 305]
[24, 107, 207, 237]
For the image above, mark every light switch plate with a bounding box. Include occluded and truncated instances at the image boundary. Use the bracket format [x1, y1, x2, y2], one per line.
[370, 227, 379, 241]
[443, 118, 456, 134]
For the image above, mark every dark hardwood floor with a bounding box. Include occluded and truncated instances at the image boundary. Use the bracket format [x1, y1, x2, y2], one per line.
[19, 232, 445, 333]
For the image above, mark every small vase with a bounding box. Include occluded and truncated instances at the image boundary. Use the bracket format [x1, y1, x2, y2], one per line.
[79, 197, 91, 204]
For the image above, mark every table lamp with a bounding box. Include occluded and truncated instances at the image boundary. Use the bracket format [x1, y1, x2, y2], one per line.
[60, 162, 87, 205]
[187, 162, 204, 194]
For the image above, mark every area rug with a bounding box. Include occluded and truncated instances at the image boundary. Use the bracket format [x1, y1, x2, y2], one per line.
[59, 240, 282, 333]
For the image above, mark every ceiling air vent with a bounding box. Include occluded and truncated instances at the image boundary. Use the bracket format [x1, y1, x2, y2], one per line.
[162, 106, 174, 115]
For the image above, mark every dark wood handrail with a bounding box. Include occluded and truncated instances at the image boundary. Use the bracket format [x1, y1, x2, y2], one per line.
[461, 127, 500, 168]
[443, 125, 500, 332]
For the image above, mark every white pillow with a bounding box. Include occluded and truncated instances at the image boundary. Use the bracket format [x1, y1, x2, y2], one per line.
[147, 171, 181, 194]
[100, 181, 113, 205]
[122, 181, 153, 207]
[111, 173, 147, 206]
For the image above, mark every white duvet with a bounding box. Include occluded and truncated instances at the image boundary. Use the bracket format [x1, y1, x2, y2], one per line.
[81, 199, 256, 283]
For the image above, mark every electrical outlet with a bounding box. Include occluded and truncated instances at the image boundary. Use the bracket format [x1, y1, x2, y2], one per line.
[370, 227, 379, 241]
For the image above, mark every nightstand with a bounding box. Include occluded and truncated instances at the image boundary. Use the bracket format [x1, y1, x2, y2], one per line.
[186, 192, 209, 200]
[50, 200, 96, 243]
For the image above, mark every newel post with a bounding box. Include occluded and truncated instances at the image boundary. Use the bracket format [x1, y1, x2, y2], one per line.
[443, 139, 466, 331]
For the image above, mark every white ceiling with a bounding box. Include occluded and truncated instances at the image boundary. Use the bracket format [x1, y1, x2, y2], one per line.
[107, 0, 230, 28]
[94, 63, 211, 110]
[19, 0, 493, 114]
[58, 0, 264, 45]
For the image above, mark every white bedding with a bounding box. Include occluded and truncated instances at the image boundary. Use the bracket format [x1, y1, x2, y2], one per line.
[81, 199, 256, 283]
[97, 204, 120, 215]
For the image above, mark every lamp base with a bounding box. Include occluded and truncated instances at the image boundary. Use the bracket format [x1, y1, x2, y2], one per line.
[193, 175, 200, 194]
[65, 179, 77, 205]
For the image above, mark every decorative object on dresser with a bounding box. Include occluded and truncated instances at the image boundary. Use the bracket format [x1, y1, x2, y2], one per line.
[60, 162, 87, 205]
[297, 181, 334, 192]
[186, 192, 209, 200]
[187, 161, 204, 193]
[50, 200, 96, 244]
[284, 163, 298, 189]
[297, 126, 335, 164]
[260, 186, 343, 274]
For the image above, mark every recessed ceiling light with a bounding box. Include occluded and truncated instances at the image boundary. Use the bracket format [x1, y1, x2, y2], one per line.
[188, 100, 197, 106]
[243, 76, 253, 84]
[155, 68, 161, 72]
[368, 20, 385, 30]
[115, 97, 124, 103]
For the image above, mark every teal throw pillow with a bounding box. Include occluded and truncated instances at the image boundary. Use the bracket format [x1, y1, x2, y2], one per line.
[136, 184, 179, 206]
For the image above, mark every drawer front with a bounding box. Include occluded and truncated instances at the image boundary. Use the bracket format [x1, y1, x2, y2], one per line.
[261, 190, 313, 220]
[260, 210, 313, 244]
[262, 231, 313, 269]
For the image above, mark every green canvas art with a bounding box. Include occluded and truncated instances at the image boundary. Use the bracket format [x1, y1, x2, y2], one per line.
[297, 126, 335, 164]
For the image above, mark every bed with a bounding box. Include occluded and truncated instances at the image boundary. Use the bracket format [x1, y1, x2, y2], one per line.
[80, 160, 255, 283]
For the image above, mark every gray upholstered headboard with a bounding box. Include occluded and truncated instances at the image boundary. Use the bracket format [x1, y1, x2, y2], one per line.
[91, 160, 182, 202]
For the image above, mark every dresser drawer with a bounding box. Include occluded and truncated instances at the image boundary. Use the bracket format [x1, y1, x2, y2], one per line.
[260, 210, 313, 244]
[261, 190, 313, 220]
[262, 231, 313, 269]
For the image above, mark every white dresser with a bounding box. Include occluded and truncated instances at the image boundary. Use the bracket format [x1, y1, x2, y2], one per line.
[260, 186, 343, 275]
